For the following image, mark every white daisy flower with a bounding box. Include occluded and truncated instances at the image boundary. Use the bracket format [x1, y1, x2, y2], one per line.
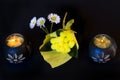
[37, 17, 46, 28]
[48, 13, 60, 24]
[29, 17, 37, 29]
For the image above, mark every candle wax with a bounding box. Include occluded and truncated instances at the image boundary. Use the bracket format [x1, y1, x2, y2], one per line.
[6, 34, 24, 47]
[94, 35, 111, 48]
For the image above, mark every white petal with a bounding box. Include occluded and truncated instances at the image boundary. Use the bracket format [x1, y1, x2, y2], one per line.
[13, 59, 18, 62]
[99, 59, 104, 62]
[6, 58, 12, 61]
[29, 17, 36, 29]
[96, 54, 100, 59]
[18, 54, 23, 59]
[36, 17, 46, 27]
[91, 57, 97, 60]
[104, 55, 110, 59]
[14, 54, 18, 59]
[6, 58, 13, 63]
[48, 13, 53, 20]
[55, 16, 60, 24]
[101, 52, 105, 58]
[19, 57, 25, 60]
[48, 13, 60, 24]
[8, 54, 13, 59]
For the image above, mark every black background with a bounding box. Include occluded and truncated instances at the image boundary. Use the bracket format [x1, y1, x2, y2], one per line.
[0, 0, 120, 80]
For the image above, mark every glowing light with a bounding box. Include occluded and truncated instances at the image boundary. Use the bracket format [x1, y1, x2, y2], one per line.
[6, 33, 24, 47]
[94, 34, 111, 48]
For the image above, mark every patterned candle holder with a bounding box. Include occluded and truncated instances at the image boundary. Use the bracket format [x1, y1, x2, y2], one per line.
[89, 34, 117, 63]
[3, 33, 31, 64]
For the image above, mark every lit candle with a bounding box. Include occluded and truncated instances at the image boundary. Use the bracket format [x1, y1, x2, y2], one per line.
[89, 34, 117, 63]
[94, 34, 111, 48]
[6, 33, 24, 47]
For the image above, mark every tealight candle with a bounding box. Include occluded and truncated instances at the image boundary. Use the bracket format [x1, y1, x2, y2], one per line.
[89, 34, 117, 63]
[6, 33, 24, 47]
[94, 34, 111, 48]
[3, 33, 31, 64]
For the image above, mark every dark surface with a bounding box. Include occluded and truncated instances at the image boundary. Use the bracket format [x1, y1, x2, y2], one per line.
[0, 0, 120, 80]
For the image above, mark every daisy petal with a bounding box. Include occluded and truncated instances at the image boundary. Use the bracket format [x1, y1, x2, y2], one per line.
[29, 17, 37, 29]
[48, 13, 60, 24]
[37, 17, 46, 28]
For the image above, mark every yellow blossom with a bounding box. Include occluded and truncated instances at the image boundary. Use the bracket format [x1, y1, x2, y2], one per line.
[39, 12, 79, 68]
[50, 30, 76, 53]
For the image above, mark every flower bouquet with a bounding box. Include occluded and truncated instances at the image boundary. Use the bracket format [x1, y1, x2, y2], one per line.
[29, 12, 79, 68]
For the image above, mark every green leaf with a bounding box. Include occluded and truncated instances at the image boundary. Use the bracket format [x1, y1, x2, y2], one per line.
[56, 29, 63, 36]
[49, 31, 57, 37]
[40, 51, 72, 68]
[69, 44, 78, 58]
[40, 41, 52, 51]
[62, 12, 74, 30]
[64, 19, 74, 29]
[63, 12, 67, 28]
[40, 31, 58, 51]
[40, 34, 52, 51]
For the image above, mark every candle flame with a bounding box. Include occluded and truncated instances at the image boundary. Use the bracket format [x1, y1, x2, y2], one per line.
[6, 33, 24, 47]
[94, 35, 111, 48]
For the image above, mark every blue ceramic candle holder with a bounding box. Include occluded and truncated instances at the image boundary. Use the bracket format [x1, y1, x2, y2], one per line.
[3, 33, 31, 64]
[89, 34, 117, 63]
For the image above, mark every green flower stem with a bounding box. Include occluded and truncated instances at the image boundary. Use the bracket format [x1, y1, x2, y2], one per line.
[41, 27, 48, 34]
[63, 12, 67, 29]
[50, 23, 53, 33]
[44, 26, 49, 33]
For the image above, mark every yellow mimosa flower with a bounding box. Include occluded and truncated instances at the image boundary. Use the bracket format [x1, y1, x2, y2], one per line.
[50, 30, 76, 53]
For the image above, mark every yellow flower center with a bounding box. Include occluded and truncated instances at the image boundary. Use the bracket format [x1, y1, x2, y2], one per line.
[32, 21, 35, 24]
[51, 16, 57, 21]
[39, 20, 44, 25]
